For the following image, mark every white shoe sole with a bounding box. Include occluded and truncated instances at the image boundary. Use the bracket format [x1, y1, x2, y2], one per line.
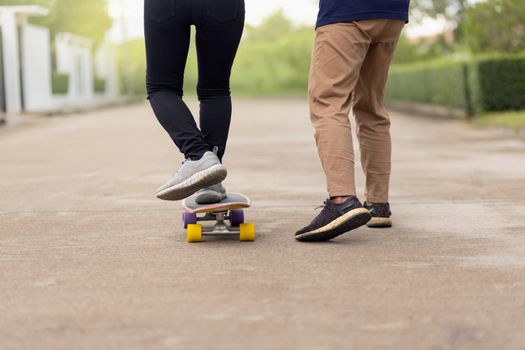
[367, 217, 392, 228]
[156, 164, 227, 201]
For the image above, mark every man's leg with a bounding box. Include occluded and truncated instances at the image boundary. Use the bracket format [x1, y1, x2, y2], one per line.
[352, 20, 404, 226]
[295, 23, 372, 242]
[309, 23, 370, 200]
[353, 20, 404, 203]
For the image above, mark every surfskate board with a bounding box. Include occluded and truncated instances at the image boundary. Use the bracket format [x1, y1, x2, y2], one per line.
[181, 192, 254, 242]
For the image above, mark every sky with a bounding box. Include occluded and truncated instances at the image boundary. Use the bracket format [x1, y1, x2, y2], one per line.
[107, 0, 447, 42]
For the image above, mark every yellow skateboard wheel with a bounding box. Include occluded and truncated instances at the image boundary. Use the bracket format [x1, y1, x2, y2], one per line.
[187, 224, 203, 243]
[239, 223, 255, 242]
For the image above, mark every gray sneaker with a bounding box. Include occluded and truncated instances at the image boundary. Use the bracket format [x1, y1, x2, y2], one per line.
[156, 151, 227, 201]
[195, 183, 227, 204]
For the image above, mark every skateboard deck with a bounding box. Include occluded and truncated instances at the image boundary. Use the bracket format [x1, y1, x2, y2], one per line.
[181, 192, 254, 243]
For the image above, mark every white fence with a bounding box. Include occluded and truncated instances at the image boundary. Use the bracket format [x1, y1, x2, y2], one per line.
[21, 24, 53, 111]
[0, 5, 119, 115]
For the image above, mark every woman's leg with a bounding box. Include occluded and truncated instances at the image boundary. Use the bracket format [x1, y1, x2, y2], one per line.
[194, 0, 245, 162]
[144, 1, 209, 161]
[145, 0, 227, 201]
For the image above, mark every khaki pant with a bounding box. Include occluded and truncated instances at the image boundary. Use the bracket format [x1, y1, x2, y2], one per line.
[309, 19, 404, 203]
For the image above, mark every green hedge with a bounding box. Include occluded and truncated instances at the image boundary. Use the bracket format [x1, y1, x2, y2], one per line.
[52, 72, 69, 95]
[387, 54, 525, 115]
[472, 55, 525, 112]
[94, 77, 106, 93]
[387, 60, 470, 110]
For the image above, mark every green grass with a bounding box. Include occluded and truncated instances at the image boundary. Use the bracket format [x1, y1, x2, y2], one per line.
[475, 110, 525, 131]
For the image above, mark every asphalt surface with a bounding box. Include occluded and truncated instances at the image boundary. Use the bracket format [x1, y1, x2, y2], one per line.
[1, 99, 524, 349]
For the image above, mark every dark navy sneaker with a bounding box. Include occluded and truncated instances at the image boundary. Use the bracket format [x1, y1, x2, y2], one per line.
[364, 202, 392, 228]
[295, 196, 372, 242]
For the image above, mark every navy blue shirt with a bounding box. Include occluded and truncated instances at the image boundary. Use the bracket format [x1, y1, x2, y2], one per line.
[316, 0, 410, 28]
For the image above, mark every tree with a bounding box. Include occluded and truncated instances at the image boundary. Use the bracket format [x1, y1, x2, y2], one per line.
[0, 0, 52, 5]
[48, 0, 112, 47]
[1, 0, 112, 47]
[411, 0, 469, 22]
[411, 0, 470, 40]
[393, 33, 455, 64]
[463, 0, 525, 53]
[245, 9, 293, 42]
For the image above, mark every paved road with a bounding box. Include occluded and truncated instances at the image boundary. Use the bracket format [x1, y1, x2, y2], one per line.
[1, 99, 524, 350]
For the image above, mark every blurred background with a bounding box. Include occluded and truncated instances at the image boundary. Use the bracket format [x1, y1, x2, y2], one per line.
[1, 3, 524, 347]
[0, 0, 524, 127]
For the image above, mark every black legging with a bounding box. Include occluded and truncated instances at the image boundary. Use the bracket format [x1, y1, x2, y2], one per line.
[144, 0, 245, 161]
